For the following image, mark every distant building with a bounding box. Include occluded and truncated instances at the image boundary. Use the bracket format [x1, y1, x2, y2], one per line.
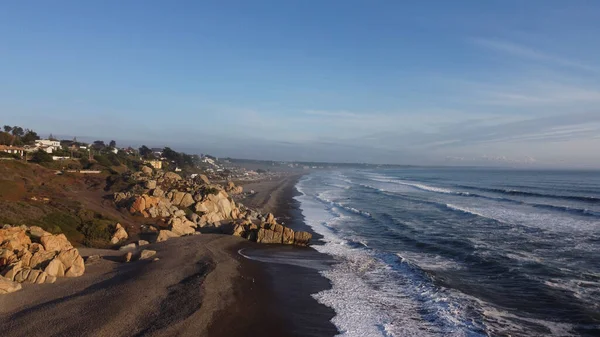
[151, 148, 163, 157]
[145, 159, 162, 170]
[34, 139, 62, 153]
[0, 145, 25, 157]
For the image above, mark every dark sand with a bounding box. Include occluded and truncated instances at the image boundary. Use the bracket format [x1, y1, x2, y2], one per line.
[0, 174, 339, 337]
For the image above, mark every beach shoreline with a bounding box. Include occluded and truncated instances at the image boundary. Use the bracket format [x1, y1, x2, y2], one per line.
[209, 173, 338, 337]
[0, 171, 338, 337]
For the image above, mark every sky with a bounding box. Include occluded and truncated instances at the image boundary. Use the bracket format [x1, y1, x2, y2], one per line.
[1, 1, 600, 168]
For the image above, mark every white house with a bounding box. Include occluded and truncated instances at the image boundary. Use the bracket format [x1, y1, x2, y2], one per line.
[34, 140, 62, 153]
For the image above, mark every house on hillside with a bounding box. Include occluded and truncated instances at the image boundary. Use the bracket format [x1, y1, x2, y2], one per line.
[0, 145, 25, 157]
[33, 139, 62, 153]
[151, 148, 163, 157]
[145, 159, 162, 170]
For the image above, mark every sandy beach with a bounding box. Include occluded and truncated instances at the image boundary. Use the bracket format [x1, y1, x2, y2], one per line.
[0, 174, 338, 337]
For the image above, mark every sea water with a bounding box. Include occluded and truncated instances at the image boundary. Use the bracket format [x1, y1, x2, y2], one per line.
[296, 168, 600, 337]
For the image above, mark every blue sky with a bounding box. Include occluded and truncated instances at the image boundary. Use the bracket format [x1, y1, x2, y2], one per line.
[2, 1, 600, 167]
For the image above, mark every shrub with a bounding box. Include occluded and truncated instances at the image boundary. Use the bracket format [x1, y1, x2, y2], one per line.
[30, 150, 53, 163]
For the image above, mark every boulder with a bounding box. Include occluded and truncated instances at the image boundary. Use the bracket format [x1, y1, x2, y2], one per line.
[1, 261, 22, 281]
[122, 252, 133, 263]
[28, 226, 51, 239]
[141, 166, 153, 176]
[226, 182, 243, 195]
[179, 193, 195, 208]
[119, 243, 137, 251]
[110, 223, 128, 245]
[0, 249, 16, 268]
[57, 249, 85, 277]
[129, 196, 146, 215]
[164, 172, 182, 181]
[152, 186, 165, 198]
[156, 230, 180, 243]
[40, 234, 73, 252]
[44, 258, 66, 277]
[138, 240, 149, 246]
[145, 180, 157, 189]
[139, 249, 156, 260]
[29, 250, 56, 269]
[256, 228, 282, 244]
[293, 231, 312, 246]
[0, 276, 22, 294]
[169, 217, 196, 236]
[198, 174, 210, 185]
[0, 227, 32, 251]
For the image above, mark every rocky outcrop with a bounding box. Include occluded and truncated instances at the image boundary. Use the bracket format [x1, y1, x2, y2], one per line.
[225, 181, 243, 195]
[0, 226, 85, 293]
[110, 223, 128, 245]
[111, 168, 311, 247]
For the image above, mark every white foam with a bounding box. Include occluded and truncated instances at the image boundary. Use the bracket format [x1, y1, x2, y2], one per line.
[296, 176, 486, 337]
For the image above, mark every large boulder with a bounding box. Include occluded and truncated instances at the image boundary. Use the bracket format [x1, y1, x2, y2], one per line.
[156, 230, 180, 243]
[0, 227, 32, 251]
[141, 166, 153, 176]
[293, 231, 312, 246]
[164, 172, 182, 181]
[28, 226, 51, 239]
[171, 191, 195, 208]
[194, 190, 237, 223]
[257, 228, 283, 244]
[57, 248, 85, 277]
[40, 234, 73, 252]
[169, 217, 196, 236]
[0, 276, 22, 294]
[44, 258, 66, 277]
[28, 250, 56, 269]
[110, 223, 128, 245]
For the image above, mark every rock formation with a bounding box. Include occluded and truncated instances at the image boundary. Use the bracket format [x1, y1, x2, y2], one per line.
[111, 168, 312, 246]
[110, 223, 128, 245]
[0, 225, 85, 294]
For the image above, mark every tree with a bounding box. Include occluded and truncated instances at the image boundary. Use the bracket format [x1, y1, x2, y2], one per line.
[21, 130, 40, 145]
[31, 150, 53, 163]
[109, 140, 116, 148]
[3, 125, 12, 133]
[48, 133, 58, 141]
[92, 140, 106, 151]
[11, 126, 24, 137]
[139, 145, 153, 159]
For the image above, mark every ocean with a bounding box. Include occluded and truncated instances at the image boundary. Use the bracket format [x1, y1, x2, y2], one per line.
[295, 168, 600, 337]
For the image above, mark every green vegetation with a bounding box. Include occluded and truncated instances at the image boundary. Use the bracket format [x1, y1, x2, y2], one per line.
[0, 125, 39, 146]
[30, 150, 53, 163]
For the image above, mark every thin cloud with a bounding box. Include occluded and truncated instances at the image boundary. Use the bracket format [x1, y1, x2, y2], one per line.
[471, 38, 600, 73]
